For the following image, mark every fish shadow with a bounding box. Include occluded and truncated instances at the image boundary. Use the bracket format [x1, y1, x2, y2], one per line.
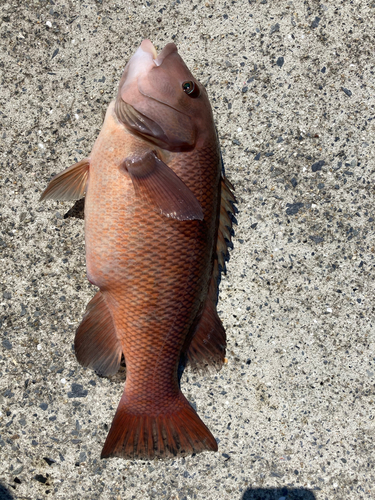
[64, 198, 85, 220]
[0, 482, 14, 500]
[242, 487, 316, 500]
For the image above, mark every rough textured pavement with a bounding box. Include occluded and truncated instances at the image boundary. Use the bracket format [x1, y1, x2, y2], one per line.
[1, 0, 374, 499]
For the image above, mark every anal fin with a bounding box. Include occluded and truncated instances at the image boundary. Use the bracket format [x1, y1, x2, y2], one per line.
[184, 293, 226, 372]
[40, 158, 90, 201]
[75, 291, 122, 377]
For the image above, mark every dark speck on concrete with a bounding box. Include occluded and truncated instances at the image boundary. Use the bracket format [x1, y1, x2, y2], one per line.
[286, 203, 304, 216]
[34, 474, 48, 484]
[291, 177, 298, 188]
[43, 457, 56, 466]
[68, 384, 88, 398]
[276, 56, 284, 68]
[311, 17, 321, 28]
[2, 338, 12, 350]
[341, 87, 352, 97]
[254, 153, 261, 160]
[270, 23, 280, 35]
[312, 160, 325, 172]
[309, 235, 324, 243]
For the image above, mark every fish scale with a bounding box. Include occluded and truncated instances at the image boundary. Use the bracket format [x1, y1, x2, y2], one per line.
[40, 40, 236, 459]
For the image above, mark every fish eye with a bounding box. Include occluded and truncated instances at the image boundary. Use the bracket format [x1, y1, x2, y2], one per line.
[182, 81, 200, 98]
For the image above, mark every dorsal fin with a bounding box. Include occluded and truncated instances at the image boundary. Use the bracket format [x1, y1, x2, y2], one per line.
[215, 176, 236, 276]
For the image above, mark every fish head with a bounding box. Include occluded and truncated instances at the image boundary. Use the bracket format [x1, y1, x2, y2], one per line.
[116, 40, 214, 152]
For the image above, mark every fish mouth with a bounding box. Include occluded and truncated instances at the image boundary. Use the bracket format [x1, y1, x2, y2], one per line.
[137, 41, 189, 116]
[140, 39, 177, 67]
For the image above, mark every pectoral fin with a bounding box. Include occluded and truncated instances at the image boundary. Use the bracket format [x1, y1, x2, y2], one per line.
[40, 158, 90, 201]
[122, 151, 203, 221]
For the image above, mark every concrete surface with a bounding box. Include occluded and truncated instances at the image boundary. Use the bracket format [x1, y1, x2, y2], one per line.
[0, 0, 374, 499]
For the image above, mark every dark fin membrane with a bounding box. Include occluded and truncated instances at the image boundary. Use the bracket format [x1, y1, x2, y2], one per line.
[101, 392, 217, 459]
[115, 98, 169, 146]
[183, 175, 236, 372]
[121, 151, 203, 221]
[40, 158, 90, 201]
[75, 292, 122, 377]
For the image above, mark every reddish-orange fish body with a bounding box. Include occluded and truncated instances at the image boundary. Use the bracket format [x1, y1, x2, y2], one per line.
[41, 40, 235, 459]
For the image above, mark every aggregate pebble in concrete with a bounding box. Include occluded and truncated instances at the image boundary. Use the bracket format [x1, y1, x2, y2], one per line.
[1, 1, 374, 499]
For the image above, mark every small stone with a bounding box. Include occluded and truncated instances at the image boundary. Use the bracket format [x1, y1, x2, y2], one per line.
[68, 383, 88, 398]
[291, 177, 298, 188]
[285, 203, 304, 216]
[276, 56, 284, 68]
[39, 403, 48, 411]
[270, 23, 280, 35]
[51, 48, 59, 59]
[311, 160, 325, 172]
[309, 235, 324, 243]
[254, 153, 261, 160]
[341, 87, 352, 97]
[311, 17, 321, 28]
[2, 339, 12, 350]
[43, 457, 56, 466]
[241, 86, 248, 93]
[34, 474, 48, 484]
[251, 223, 258, 229]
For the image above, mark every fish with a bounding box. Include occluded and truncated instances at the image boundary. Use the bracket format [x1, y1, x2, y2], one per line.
[40, 39, 236, 460]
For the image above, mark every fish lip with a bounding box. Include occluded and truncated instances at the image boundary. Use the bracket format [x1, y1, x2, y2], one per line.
[140, 39, 158, 60]
[153, 42, 177, 67]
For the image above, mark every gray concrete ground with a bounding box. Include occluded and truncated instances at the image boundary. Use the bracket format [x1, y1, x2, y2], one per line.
[0, 0, 374, 499]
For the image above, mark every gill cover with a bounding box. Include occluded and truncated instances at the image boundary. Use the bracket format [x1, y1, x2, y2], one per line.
[115, 40, 213, 152]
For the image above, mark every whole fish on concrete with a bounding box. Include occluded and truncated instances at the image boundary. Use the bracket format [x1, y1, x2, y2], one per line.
[41, 40, 236, 459]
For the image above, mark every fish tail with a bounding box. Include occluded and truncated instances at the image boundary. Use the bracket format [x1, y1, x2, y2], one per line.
[101, 392, 217, 459]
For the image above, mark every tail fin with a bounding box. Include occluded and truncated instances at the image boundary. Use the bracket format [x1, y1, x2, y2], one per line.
[101, 392, 217, 459]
